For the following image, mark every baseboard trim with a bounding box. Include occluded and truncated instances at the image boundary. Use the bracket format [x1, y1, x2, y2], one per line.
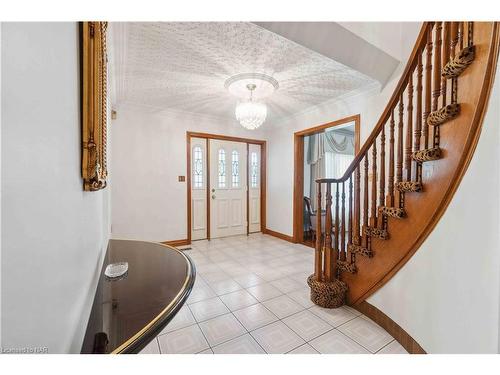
[262, 228, 294, 243]
[161, 239, 191, 247]
[353, 301, 426, 354]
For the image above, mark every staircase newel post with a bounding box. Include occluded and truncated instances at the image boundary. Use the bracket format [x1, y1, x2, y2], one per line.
[308, 179, 347, 309]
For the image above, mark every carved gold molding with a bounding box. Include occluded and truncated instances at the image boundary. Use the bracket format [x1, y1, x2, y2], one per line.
[81, 21, 108, 191]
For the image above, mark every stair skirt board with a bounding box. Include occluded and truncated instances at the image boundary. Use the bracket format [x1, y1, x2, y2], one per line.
[354, 301, 426, 354]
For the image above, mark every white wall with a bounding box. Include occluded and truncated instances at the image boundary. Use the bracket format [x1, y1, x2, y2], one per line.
[367, 62, 500, 354]
[111, 106, 267, 242]
[1, 23, 110, 353]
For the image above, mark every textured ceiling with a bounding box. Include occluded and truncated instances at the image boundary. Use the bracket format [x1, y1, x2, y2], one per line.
[110, 22, 378, 121]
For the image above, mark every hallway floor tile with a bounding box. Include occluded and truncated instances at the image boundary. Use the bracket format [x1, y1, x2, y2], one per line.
[141, 233, 407, 354]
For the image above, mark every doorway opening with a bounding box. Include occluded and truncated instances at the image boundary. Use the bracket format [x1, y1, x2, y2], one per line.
[293, 115, 360, 246]
[187, 132, 266, 242]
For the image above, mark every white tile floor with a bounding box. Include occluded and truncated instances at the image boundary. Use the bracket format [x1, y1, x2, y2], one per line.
[141, 233, 408, 354]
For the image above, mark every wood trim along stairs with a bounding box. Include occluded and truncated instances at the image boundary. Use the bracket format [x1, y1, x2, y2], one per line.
[354, 301, 426, 354]
[309, 22, 500, 306]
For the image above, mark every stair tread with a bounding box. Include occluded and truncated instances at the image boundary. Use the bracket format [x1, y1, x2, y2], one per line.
[443, 45, 475, 78]
[427, 103, 460, 127]
[378, 206, 406, 219]
[348, 244, 373, 257]
[363, 226, 389, 240]
[396, 181, 423, 192]
[337, 260, 357, 274]
[412, 147, 441, 162]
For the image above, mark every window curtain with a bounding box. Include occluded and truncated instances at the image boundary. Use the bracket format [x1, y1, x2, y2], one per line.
[306, 130, 355, 211]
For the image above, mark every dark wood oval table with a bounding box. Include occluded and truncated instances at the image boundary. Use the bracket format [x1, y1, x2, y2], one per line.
[81, 239, 195, 354]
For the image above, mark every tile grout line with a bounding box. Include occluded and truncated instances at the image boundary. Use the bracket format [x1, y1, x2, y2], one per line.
[335, 315, 394, 353]
[161, 234, 393, 354]
[374, 339, 397, 354]
[335, 324, 378, 354]
[186, 303, 211, 354]
[217, 297, 270, 354]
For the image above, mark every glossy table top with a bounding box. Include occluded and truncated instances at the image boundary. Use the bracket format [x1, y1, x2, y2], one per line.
[81, 239, 195, 354]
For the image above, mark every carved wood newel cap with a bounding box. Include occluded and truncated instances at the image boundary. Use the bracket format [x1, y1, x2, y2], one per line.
[81, 21, 109, 192]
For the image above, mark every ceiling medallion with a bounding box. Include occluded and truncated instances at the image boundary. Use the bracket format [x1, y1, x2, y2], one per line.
[225, 73, 279, 130]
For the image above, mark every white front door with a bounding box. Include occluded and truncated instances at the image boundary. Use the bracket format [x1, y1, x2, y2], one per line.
[191, 137, 208, 240]
[209, 139, 247, 238]
[248, 144, 261, 233]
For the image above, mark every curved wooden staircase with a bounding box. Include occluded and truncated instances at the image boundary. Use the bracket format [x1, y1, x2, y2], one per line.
[309, 22, 500, 306]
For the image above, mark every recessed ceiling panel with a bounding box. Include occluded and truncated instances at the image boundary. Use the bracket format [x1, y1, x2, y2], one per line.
[111, 22, 378, 122]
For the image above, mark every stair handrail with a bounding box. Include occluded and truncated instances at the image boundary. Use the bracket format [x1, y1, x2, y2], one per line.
[316, 22, 433, 185]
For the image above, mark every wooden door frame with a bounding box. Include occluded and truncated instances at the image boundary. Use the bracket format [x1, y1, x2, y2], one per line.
[187, 131, 267, 243]
[292, 114, 361, 244]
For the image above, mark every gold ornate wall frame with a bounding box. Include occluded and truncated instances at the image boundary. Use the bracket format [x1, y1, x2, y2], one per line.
[81, 21, 108, 191]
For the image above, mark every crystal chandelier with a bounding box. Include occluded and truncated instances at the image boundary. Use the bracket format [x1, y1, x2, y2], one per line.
[235, 84, 267, 130]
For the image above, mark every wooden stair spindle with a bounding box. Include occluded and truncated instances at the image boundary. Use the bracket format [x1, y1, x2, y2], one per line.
[315, 182, 323, 281]
[441, 22, 450, 107]
[324, 183, 334, 281]
[423, 24, 433, 149]
[406, 73, 414, 182]
[467, 22, 474, 47]
[450, 22, 459, 105]
[388, 110, 395, 207]
[371, 143, 378, 227]
[363, 156, 369, 246]
[379, 125, 386, 218]
[348, 176, 354, 261]
[450, 22, 458, 59]
[354, 166, 361, 245]
[396, 95, 404, 207]
[415, 53, 423, 182]
[334, 182, 340, 264]
[341, 181, 347, 262]
[458, 22, 464, 50]
[432, 22, 442, 148]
